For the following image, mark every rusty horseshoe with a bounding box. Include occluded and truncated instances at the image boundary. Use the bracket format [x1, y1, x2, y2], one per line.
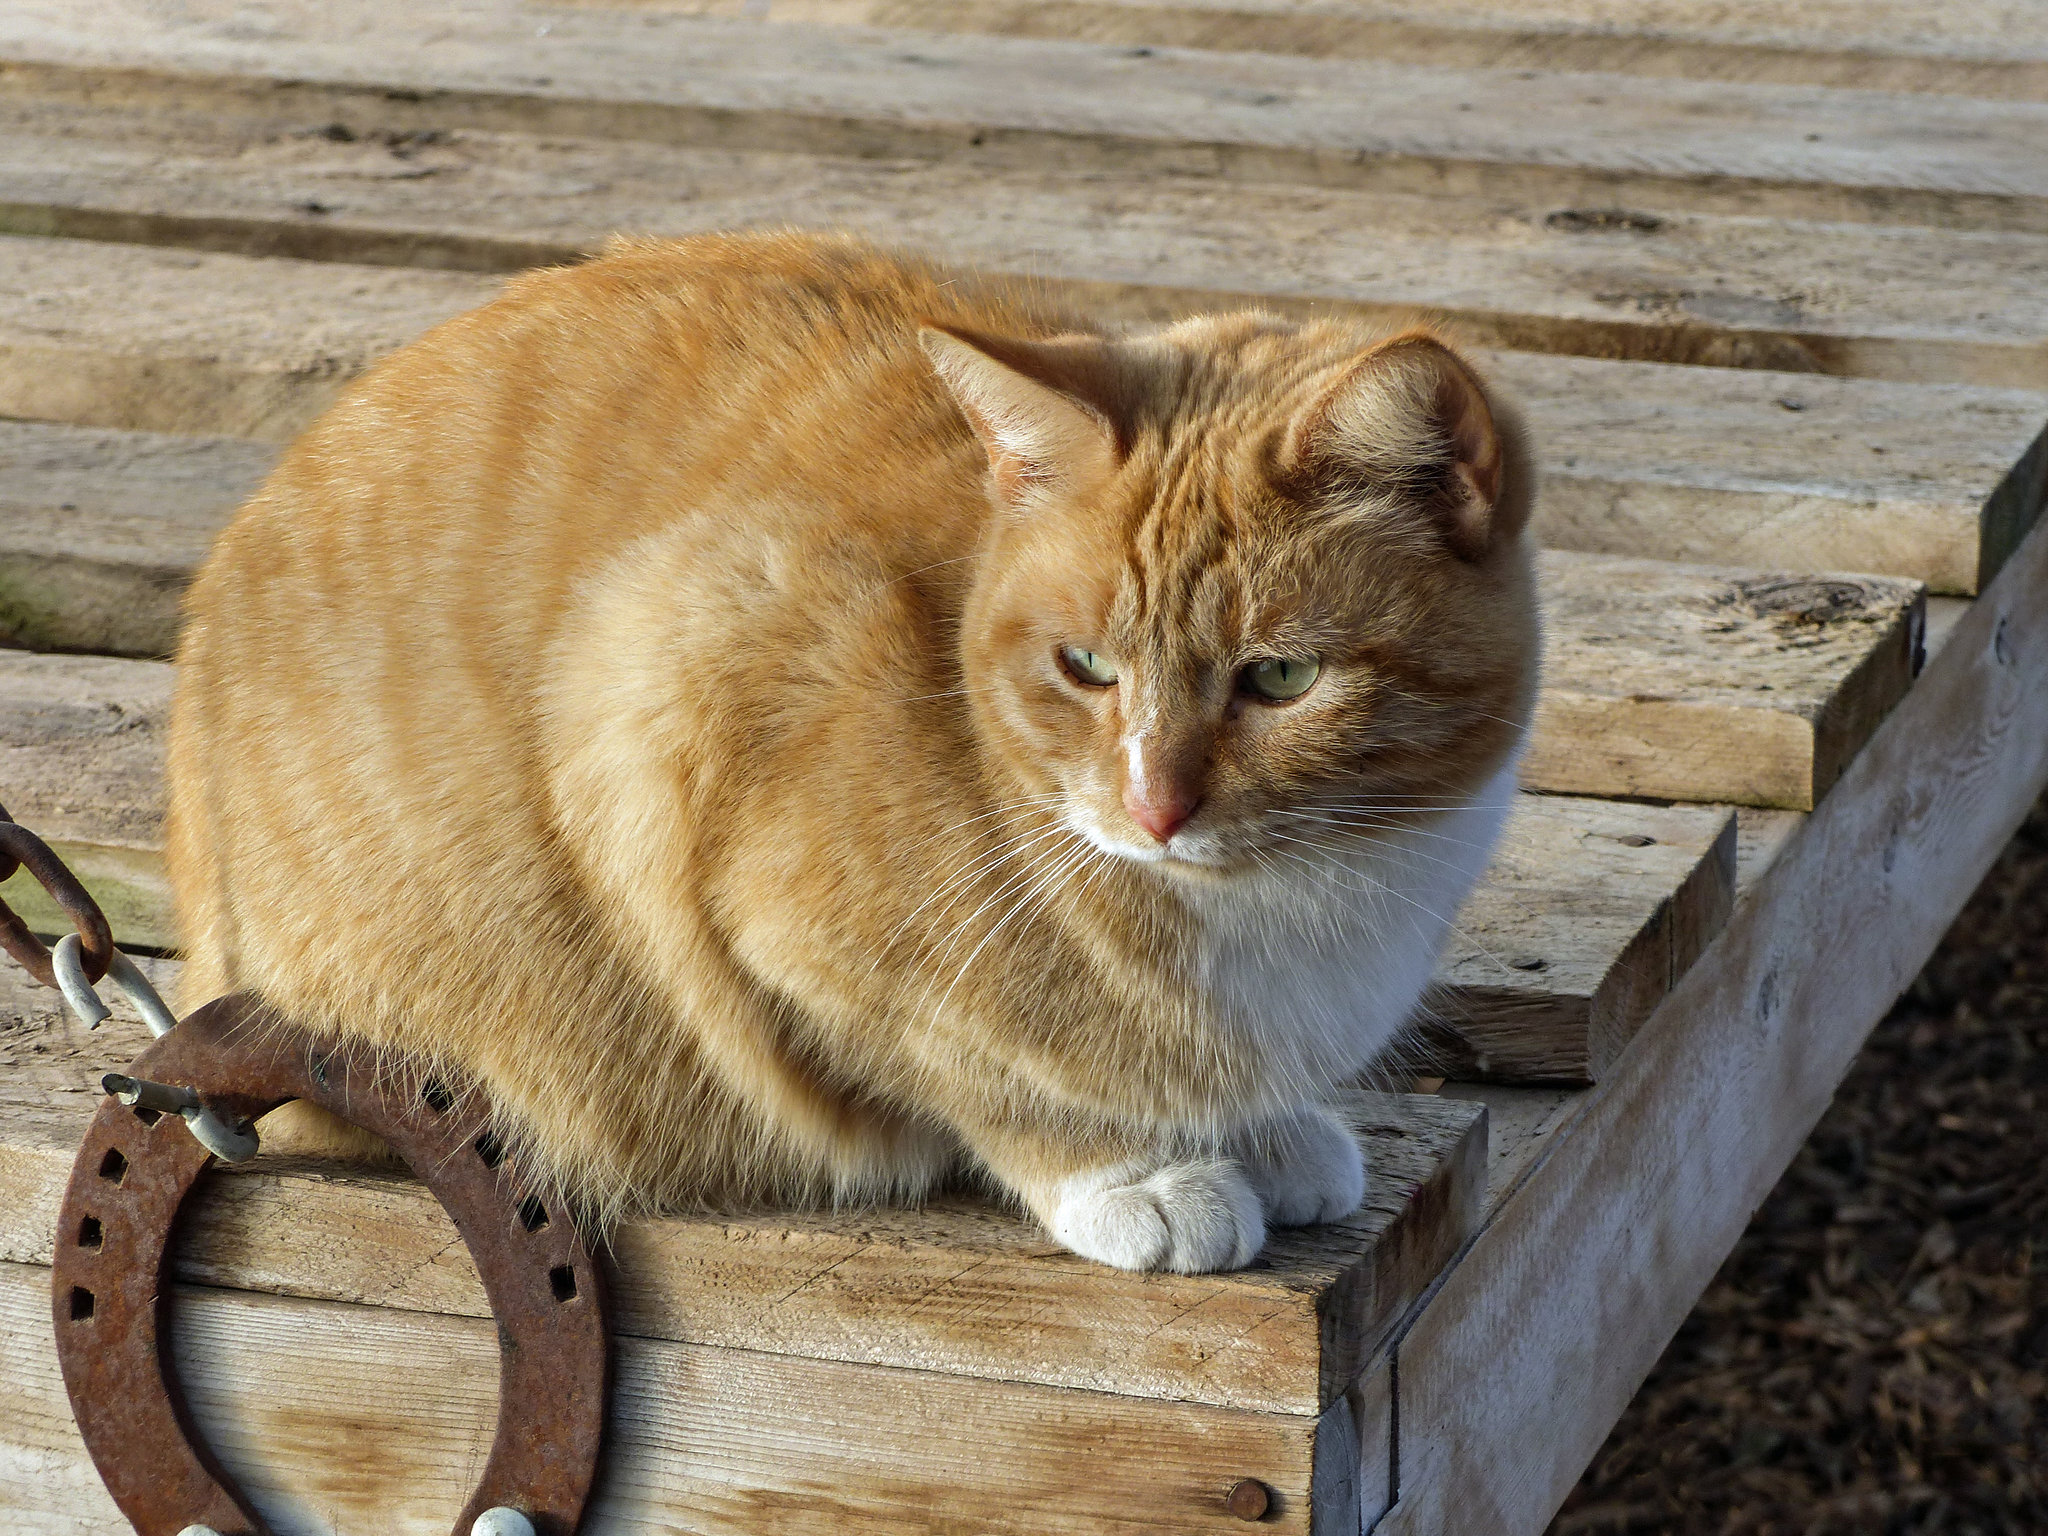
[50, 993, 611, 1536]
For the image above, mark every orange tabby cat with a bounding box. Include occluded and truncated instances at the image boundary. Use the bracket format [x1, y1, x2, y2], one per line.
[166, 231, 1538, 1272]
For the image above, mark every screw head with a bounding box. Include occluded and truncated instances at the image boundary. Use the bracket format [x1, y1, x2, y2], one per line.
[472, 1510, 537, 1536]
[1226, 1478, 1271, 1520]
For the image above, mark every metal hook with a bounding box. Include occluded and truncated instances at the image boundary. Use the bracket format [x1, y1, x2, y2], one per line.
[60, 935, 261, 1163]
[53, 932, 179, 1037]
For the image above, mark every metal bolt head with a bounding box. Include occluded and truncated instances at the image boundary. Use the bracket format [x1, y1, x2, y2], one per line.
[473, 1510, 537, 1536]
[1226, 1478, 1271, 1520]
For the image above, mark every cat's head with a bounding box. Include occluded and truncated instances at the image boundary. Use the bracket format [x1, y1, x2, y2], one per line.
[926, 313, 1539, 877]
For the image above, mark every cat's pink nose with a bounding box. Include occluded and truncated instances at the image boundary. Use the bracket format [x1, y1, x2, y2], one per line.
[1125, 786, 1198, 843]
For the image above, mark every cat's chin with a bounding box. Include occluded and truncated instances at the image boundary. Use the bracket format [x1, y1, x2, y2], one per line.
[1081, 829, 1254, 880]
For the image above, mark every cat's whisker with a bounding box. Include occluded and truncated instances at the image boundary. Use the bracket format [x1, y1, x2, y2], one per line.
[913, 829, 1086, 979]
[1263, 844, 1523, 981]
[877, 553, 979, 589]
[1262, 825, 1492, 886]
[900, 794, 1071, 852]
[862, 818, 1079, 977]
[909, 832, 1090, 1022]
[929, 837, 1105, 1024]
[1268, 811, 1524, 859]
[890, 682, 1010, 705]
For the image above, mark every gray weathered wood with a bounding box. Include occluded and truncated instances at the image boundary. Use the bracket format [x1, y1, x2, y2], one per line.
[4, 93, 2048, 388]
[0, 651, 174, 948]
[0, 421, 273, 656]
[1532, 552, 1926, 809]
[647, 0, 2048, 100]
[1379, 482, 2048, 1533]
[5, 0, 2048, 231]
[1433, 795, 1734, 1082]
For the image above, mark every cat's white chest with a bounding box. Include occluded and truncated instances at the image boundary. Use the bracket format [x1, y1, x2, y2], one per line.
[1192, 764, 1517, 1090]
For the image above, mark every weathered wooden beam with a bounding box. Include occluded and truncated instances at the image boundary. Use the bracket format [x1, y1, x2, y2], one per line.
[1376, 485, 2048, 1532]
[4, 1, 2048, 231]
[4, 95, 2048, 388]
[0, 649, 1742, 1083]
[0, 1258, 1359, 1533]
[0, 964, 1476, 1429]
[1433, 794, 1734, 1082]
[0, 422, 270, 657]
[615, 0, 2048, 101]
[1532, 551, 1925, 810]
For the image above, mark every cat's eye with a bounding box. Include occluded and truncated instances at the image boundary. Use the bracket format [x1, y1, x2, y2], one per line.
[1060, 645, 1119, 687]
[1241, 655, 1320, 702]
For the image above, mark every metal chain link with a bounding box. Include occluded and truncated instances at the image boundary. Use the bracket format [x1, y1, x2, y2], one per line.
[2, 804, 259, 1162]
[0, 802, 114, 987]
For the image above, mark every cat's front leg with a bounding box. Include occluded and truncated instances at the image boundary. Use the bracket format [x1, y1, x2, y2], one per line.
[970, 1127, 1266, 1274]
[1229, 1104, 1367, 1229]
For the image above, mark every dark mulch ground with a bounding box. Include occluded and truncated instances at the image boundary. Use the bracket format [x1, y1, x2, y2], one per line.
[1550, 791, 2048, 1536]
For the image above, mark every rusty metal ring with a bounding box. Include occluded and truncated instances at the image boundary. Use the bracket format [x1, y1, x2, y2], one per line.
[0, 816, 115, 987]
[51, 994, 611, 1536]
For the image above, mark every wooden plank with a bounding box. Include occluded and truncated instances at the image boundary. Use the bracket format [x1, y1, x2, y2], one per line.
[6, 1, 2048, 232]
[6, 95, 2048, 390]
[5, 240, 2041, 599]
[0, 237, 487, 443]
[1439, 804, 1805, 1217]
[1497, 357, 2048, 598]
[1378, 474, 2048, 1532]
[0, 966, 1478, 1421]
[0, 1259, 1352, 1533]
[0, 650, 1742, 1082]
[1530, 551, 1925, 809]
[567, 0, 2048, 101]
[1430, 795, 1734, 1082]
[0, 420, 272, 657]
[620, 0, 2048, 101]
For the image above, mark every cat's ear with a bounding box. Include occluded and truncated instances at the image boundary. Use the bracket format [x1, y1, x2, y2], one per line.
[920, 324, 1123, 505]
[1287, 332, 1531, 562]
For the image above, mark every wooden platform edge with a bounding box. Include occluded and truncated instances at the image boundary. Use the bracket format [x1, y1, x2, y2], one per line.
[1981, 407, 2048, 591]
[1371, 515, 2048, 1532]
[0, 1257, 1363, 1533]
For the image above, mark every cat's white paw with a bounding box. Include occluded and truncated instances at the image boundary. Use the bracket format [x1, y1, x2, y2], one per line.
[1049, 1158, 1266, 1273]
[1234, 1105, 1367, 1228]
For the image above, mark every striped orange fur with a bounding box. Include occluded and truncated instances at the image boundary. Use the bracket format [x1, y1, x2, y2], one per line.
[167, 231, 1538, 1271]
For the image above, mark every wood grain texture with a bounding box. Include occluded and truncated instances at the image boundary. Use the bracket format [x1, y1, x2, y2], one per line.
[1496, 356, 2048, 597]
[5, 95, 2048, 390]
[0, 236, 487, 442]
[0, 650, 1739, 1075]
[1431, 796, 1735, 1082]
[0, 1259, 1356, 1533]
[0, 419, 273, 656]
[0, 965, 1482, 1418]
[4, 0, 2048, 232]
[583, 0, 2048, 101]
[1530, 552, 1926, 809]
[1379, 491, 2048, 1534]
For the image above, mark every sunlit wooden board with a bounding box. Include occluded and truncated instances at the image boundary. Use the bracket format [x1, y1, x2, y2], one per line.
[2, 0, 2047, 231]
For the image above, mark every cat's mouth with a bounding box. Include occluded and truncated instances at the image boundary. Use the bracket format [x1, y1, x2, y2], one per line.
[1073, 817, 1245, 874]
